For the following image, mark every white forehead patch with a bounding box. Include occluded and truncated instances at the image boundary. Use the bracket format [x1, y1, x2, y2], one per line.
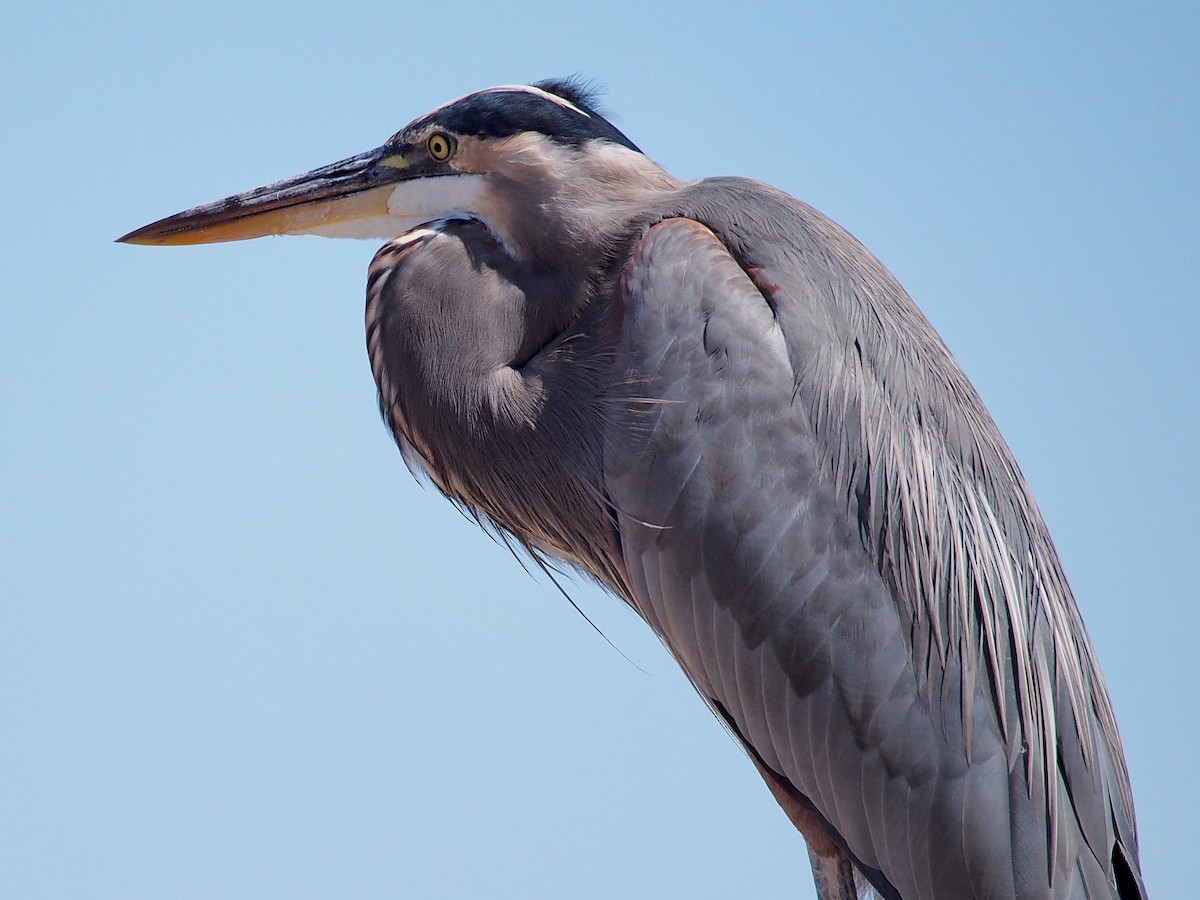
[426, 84, 592, 120]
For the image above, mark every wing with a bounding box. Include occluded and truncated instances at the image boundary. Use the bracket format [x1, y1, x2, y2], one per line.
[602, 198, 1144, 899]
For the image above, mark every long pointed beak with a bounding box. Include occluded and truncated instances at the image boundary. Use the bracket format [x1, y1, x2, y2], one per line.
[117, 147, 416, 246]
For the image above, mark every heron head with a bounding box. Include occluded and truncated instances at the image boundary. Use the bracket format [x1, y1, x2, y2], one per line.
[118, 79, 668, 258]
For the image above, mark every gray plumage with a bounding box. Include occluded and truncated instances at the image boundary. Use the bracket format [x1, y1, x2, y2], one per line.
[120, 80, 1147, 900]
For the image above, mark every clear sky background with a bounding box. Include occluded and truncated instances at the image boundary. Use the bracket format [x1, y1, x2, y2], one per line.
[2, 2, 1196, 898]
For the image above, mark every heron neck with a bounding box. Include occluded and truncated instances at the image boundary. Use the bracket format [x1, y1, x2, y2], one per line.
[483, 140, 683, 267]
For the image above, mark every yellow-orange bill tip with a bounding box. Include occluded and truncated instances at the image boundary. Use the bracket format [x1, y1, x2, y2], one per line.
[116, 183, 398, 246]
[116, 147, 409, 246]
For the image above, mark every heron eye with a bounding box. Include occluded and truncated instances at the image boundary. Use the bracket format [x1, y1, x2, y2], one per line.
[427, 133, 453, 161]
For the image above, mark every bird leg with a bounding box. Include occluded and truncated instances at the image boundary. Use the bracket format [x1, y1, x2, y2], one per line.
[806, 843, 859, 900]
[745, 754, 860, 899]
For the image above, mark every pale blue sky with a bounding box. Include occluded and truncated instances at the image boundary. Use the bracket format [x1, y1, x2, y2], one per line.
[2, 2, 1196, 897]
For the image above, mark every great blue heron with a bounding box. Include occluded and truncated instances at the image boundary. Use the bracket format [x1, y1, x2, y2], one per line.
[119, 79, 1146, 900]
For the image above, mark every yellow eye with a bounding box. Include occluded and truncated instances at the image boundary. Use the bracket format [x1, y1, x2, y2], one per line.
[427, 133, 453, 161]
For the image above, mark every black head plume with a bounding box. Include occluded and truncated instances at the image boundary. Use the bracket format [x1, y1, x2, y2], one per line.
[415, 80, 642, 153]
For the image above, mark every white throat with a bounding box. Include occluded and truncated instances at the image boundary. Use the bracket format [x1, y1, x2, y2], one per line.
[295, 174, 491, 241]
